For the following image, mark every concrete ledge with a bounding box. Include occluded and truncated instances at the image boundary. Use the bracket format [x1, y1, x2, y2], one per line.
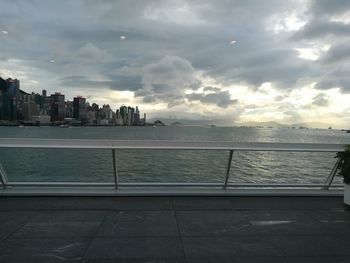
[0, 186, 344, 196]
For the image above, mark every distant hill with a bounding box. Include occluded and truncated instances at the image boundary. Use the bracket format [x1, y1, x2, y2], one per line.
[153, 120, 166, 126]
[148, 118, 334, 129]
[148, 118, 232, 127]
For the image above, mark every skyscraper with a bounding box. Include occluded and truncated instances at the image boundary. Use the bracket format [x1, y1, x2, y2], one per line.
[134, 106, 140, 125]
[50, 92, 65, 122]
[22, 101, 39, 121]
[73, 96, 86, 121]
[120, 105, 127, 125]
[0, 77, 7, 120]
[127, 106, 134, 125]
[0, 77, 20, 121]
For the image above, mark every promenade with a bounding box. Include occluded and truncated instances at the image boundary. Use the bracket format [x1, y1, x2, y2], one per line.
[0, 196, 350, 262]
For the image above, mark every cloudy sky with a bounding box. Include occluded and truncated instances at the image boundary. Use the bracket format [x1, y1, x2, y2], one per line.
[1, 0, 350, 127]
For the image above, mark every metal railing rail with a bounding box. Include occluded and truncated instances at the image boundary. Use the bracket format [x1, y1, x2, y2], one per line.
[0, 138, 346, 196]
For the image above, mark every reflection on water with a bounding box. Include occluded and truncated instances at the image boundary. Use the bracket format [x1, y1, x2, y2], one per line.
[0, 126, 348, 184]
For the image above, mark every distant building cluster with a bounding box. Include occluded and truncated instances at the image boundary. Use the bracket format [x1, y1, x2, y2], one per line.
[0, 77, 146, 126]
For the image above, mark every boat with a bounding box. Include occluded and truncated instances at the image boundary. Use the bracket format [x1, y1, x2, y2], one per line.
[59, 124, 70, 128]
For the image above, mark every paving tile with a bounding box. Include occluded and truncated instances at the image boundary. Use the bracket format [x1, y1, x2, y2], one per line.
[173, 197, 232, 210]
[285, 257, 343, 263]
[185, 257, 239, 263]
[318, 221, 350, 235]
[1, 196, 350, 262]
[3, 259, 87, 263]
[186, 257, 287, 263]
[305, 208, 350, 227]
[337, 256, 350, 263]
[0, 237, 90, 261]
[243, 210, 312, 221]
[85, 237, 184, 259]
[269, 236, 350, 256]
[243, 210, 334, 236]
[234, 257, 288, 263]
[87, 259, 186, 263]
[177, 211, 255, 236]
[29, 210, 107, 222]
[307, 207, 350, 217]
[12, 221, 101, 238]
[112, 197, 173, 210]
[230, 197, 345, 210]
[97, 211, 178, 237]
[0, 211, 33, 222]
[0, 197, 115, 210]
[0, 213, 31, 242]
[182, 237, 281, 257]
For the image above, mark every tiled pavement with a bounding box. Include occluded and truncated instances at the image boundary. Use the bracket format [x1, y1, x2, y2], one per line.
[0, 196, 350, 262]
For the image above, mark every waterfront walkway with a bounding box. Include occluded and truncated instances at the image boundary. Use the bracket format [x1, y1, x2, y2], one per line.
[0, 196, 350, 262]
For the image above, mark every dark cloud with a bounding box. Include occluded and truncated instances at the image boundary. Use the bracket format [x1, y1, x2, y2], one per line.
[320, 42, 350, 64]
[289, 0, 350, 93]
[315, 67, 350, 92]
[134, 56, 201, 105]
[59, 75, 142, 91]
[310, 0, 350, 16]
[312, 93, 330, 107]
[291, 19, 350, 40]
[186, 90, 238, 108]
[203, 86, 221, 92]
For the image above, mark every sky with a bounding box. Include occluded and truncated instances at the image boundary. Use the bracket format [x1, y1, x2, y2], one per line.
[1, 0, 350, 128]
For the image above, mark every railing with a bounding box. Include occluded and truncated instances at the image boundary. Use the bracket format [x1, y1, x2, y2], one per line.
[0, 138, 346, 196]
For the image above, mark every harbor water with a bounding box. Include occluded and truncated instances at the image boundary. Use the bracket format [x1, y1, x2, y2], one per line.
[0, 126, 349, 184]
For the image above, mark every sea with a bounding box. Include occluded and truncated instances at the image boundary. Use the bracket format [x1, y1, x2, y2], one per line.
[0, 126, 349, 185]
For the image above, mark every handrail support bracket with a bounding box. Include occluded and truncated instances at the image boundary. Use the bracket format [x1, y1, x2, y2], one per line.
[323, 156, 341, 190]
[0, 161, 9, 189]
[224, 150, 234, 189]
[112, 149, 119, 189]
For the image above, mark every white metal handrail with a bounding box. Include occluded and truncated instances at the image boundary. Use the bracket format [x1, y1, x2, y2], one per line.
[0, 138, 346, 196]
[0, 138, 345, 151]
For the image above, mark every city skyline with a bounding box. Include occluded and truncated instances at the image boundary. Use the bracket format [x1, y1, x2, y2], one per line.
[0, 76, 146, 125]
[1, 1, 350, 128]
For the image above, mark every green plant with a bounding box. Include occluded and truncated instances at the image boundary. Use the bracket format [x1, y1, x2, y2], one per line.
[336, 145, 350, 184]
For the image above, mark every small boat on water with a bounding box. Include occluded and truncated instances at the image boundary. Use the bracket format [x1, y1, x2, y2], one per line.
[59, 124, 70, 128]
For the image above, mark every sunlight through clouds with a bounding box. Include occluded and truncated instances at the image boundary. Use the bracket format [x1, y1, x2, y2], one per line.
[1, 0, 350, 127]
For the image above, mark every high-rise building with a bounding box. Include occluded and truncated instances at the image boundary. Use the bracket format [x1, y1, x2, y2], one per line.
[134, 106, 140, 125]
[65, 101, 73, 118]
[22, 101, 39, 121]
[120, 105, 127, 125]
[114, 109, 122, 125]
[0, 77, 7, 120]
[73, 96, 86, 121]
[91, 103, 99, 112]
[50, 92, 65, 122]
[127, 106, 134, 125]
[0, 77, 20, 121]
[43, 96, 51, 115]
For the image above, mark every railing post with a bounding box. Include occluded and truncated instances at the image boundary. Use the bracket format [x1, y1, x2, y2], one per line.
[112, 149, 119, 189]
[323, 157, 341, 190]
[224, 150, 234, 189]
[0, 161, 8, 189]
